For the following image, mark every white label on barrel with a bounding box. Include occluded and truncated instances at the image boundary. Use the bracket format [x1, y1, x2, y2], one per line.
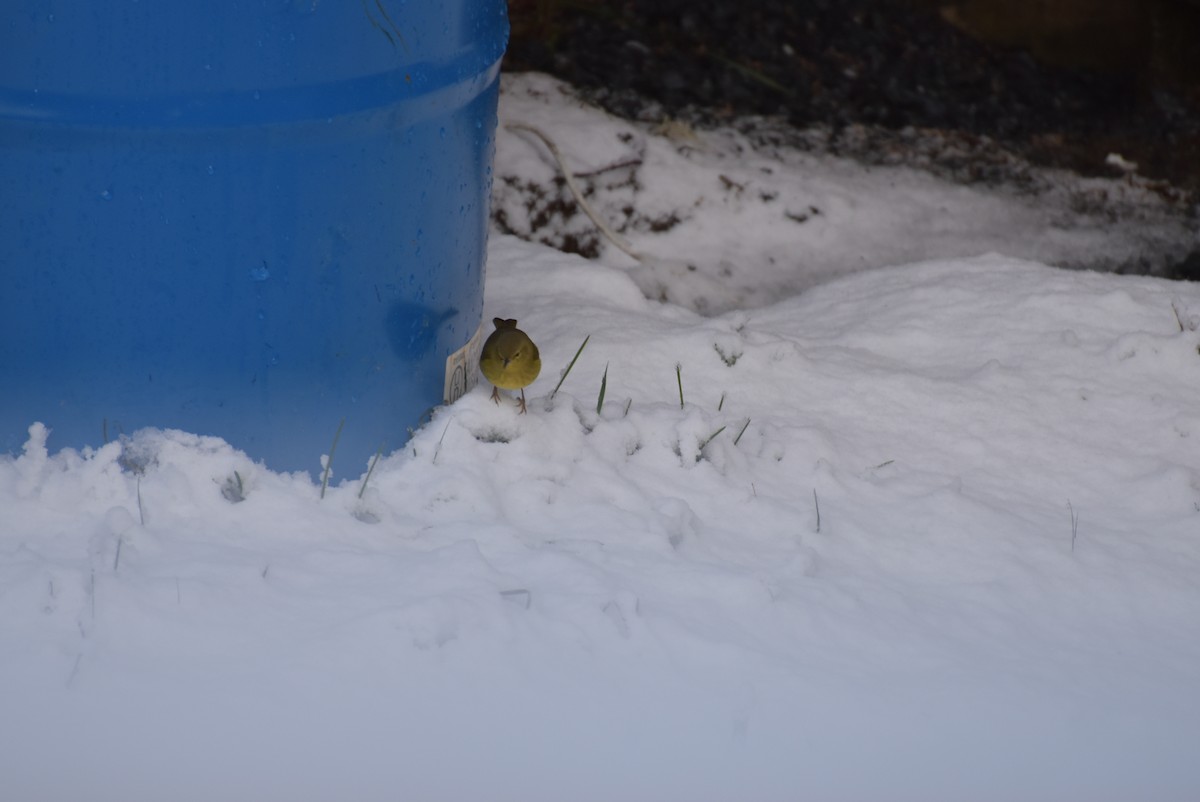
[444, 321, 484, 404]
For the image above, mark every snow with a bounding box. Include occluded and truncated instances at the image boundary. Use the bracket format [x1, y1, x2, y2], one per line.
[494, 74, 1197, 315]
[3, 73, 1200, 801]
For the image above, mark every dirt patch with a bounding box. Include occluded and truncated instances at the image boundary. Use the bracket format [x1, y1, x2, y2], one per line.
[505, 0, 1200, 198]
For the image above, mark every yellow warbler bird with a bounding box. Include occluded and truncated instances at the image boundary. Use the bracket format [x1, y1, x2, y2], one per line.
[479, 317, 541, 413]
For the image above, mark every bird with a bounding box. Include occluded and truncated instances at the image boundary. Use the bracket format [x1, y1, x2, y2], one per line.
[479, 317, 541, 413]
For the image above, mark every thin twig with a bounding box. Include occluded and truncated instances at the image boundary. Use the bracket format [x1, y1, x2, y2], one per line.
[676, 363, 684, 409]
[813, 489, 821, 534]
[507, 122, 644, 262]
[733, 418, 751, 446]
[571, 157, 644, 179]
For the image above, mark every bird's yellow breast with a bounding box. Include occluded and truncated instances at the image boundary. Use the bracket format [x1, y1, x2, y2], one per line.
[480, 325, 541, 390]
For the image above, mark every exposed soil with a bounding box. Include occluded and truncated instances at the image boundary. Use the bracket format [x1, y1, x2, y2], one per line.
[504, 0, 1200, 278]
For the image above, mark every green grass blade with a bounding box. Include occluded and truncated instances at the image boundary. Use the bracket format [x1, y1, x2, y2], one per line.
[596, 362, 609, 415]
[733, 418, 751, 446]
[551, 334, 590, 399]
[697, 425, 726, 452]
[357, 442, 386, 499]
[320, 417, 346, 499]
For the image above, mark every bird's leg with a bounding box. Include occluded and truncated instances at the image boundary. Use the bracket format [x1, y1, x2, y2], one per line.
[518, 388, 528, 414]
[490, 385, 501, 405]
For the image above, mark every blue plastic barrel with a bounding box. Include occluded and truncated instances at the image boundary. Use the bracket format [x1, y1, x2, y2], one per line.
[1, 1, 508, 473]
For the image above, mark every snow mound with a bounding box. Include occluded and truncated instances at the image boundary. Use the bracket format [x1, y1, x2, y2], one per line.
[4, 238, 1200, 800]
[494, 73, 1199, 315]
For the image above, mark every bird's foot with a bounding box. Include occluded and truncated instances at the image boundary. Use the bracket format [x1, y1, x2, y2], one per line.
[490, 385, 501, 405]
[517, 389, 528, 414]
